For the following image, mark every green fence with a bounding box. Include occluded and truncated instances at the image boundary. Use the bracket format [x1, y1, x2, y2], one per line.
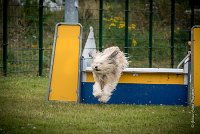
[0, 0, 199, 76]
[79, 0, 197, 68]
[0, 0, 64, 76]
[0, 0, 3, 74]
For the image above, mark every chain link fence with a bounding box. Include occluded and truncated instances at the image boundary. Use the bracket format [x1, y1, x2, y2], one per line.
[0, 0, 3, 74]
[0, 0, 64, 76]
[0, 0, 200, 76]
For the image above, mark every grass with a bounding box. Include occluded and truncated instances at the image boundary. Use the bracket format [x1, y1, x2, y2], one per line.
[0, 76, 199, 134]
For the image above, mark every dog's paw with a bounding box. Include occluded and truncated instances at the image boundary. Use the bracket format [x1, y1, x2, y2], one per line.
[99, 95, 110, 103]
[93, 90, 102, 98]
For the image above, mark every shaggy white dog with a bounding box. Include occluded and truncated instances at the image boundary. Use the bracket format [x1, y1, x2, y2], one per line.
[89, 46, 128, 103]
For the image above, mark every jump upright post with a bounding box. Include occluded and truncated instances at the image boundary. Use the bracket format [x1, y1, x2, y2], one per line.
[47, 0, 82, 102]
[191, 26, 200, 106]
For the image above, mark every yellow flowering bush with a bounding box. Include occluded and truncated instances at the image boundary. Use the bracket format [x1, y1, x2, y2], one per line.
[118, 23, 125, 29]
[132, 39, 137, 46]
[103, 16, 137, 47]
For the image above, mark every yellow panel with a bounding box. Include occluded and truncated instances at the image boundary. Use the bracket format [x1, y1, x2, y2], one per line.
[86, 72, 184, 84]
[193, 27, 200, 106]
[48, 24, 81, 102]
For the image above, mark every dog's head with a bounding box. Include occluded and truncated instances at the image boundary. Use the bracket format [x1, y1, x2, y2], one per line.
[89, 49, 118, 74]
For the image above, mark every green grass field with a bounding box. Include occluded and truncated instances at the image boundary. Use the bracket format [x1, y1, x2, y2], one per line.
[0, 76, 199, 134]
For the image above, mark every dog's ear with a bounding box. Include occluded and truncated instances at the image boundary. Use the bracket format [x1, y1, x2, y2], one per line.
[109, 50, 118, 59]
[88, 50, 97, 58]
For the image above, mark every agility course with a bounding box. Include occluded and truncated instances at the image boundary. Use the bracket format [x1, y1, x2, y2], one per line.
[1, 0, 200, 133]
[47, 23, 200, 106]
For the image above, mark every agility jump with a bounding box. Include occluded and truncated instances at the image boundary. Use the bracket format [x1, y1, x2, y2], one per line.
[47, 23, 200, 106]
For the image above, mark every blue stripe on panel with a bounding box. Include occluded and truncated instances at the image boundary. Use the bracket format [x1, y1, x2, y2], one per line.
[80, 82, 188, 105]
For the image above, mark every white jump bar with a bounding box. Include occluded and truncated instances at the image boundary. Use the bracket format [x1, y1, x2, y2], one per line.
[84, 67, 185, 74]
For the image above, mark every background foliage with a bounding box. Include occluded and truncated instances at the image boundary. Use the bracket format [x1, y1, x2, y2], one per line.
[0, 0, 200, 75]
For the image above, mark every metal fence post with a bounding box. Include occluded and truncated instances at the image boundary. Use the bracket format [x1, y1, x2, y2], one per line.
[171, 0, 175, 68]
[149, 0, 153, 68]
[3, 0, 8, 76]
[125, 0, 129, 57]
[64, 0, 79, 23]
[190, 0, 194, 28]
[189, 0, 194, 41]
[39, 0, 43, 76]
[99, 0, 103, 52]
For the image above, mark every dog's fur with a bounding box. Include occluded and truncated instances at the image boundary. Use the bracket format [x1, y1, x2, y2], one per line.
[89, 46, 128, 103]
